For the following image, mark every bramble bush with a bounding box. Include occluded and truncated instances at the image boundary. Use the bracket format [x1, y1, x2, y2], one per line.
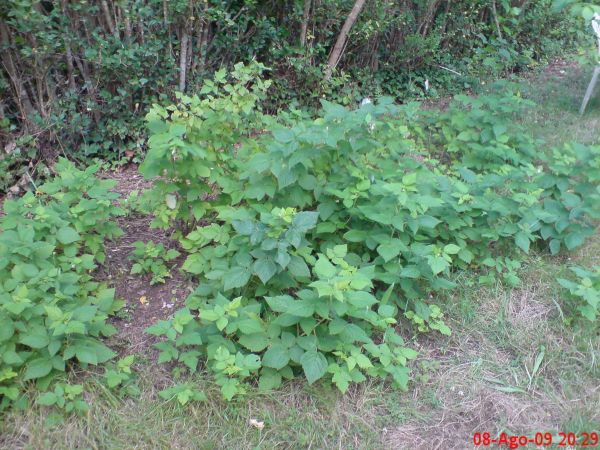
[0, 159, 124, 410]
[139, 69, 600, 400]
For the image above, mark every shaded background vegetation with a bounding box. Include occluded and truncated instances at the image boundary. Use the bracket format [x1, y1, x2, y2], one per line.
[0, 0, 585, 188]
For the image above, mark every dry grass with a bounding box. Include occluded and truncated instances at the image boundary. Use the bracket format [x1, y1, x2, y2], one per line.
[380, 251, 600, 450]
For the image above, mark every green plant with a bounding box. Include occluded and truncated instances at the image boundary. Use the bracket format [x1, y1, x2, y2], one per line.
[103, 355, 139, 397]
[140, 82, 600, 400]
[130, 241, 180, 285]
[36, 383, 89, 415]
[138, 62, 270, 230]
[0, 158, 124, 411]
[553, 1, 600, 20]
[158, 382, 207, 406]
[559, 266, 600, 322]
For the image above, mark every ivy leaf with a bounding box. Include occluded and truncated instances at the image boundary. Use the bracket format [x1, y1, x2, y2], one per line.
[300, 351, 328, 385]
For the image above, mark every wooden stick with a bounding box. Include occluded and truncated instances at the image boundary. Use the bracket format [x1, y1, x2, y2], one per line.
[580, 66, 600, 115]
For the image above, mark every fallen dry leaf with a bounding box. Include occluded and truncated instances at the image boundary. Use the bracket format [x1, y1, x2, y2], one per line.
[139, 295, 148, 306]
[248, 419, 264, 430]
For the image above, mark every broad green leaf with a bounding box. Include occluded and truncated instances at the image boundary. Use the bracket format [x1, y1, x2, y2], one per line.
[253, 258, 277, 284]
[377, 241, 404, 262]
[262, 344, 290, 370]
[300, 351, 328, 384]
[515, 232, 530, 254]
[443, 244, 461, 255]
[223, 266, 251, 290]
[428, 256, 448, 275]
[565, 233, 584, 251]
[259, 369, 282, 391]
[288, 256, 310, 279]
[292, 211, 319, 232]
[24, 358, 53, 380]
[238, 333, 269, 352]
[314, 256, 336, 279]
[56, 227, 81, 245]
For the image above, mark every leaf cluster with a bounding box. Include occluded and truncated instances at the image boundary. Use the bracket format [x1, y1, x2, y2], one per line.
[140, 76, 600, 399]
[0, 159, 125, 410]
[130, 240, 180, 285]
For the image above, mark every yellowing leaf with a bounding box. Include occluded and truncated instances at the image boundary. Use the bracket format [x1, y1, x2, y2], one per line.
[140, 296, 148, 305]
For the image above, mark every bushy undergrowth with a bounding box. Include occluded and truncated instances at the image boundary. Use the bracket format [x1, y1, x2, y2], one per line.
[138, 72, 600, 399]
[0, 160, 124, 410]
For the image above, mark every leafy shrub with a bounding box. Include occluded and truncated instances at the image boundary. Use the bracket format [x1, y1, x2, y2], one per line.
[0, 159, 124, 410]
[138, 62, 270, 230]
[559, 266, 600, 322]
[130, 241, 180, 285]
[140, 76, 600, 399]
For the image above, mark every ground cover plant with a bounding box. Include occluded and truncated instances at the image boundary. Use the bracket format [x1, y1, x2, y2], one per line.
[129, 240, 180, 285]
[0, 159, 124, 411]
[134, 67, 600, 401]
[0, 57, 599, 450]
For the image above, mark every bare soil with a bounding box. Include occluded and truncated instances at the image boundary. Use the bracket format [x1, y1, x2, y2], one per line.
[96, 165, 193, 354]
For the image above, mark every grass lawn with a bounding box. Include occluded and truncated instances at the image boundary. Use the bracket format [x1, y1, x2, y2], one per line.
[1, 59, 599, 450]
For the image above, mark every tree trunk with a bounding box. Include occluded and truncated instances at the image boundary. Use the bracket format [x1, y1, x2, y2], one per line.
[491, 0, 503, 40]
[324, 0, 367, 80]
[100, 0, 118, 39]
[179, 27, 189, 92]
[0, 22, 35, 127]
[300, 0, 311, 47]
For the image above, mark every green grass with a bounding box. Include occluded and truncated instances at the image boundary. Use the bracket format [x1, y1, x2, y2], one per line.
[1, 59, 600, 450]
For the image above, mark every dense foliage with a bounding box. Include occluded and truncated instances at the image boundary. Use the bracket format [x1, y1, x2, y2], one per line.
[137, 68, 600, 400]
[0, 159, 124, 410]
[0, 0, 586, 185]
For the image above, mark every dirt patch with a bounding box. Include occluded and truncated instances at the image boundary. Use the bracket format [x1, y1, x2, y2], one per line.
[96, 165, 194, 354]
[536, 57, 580, 82]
